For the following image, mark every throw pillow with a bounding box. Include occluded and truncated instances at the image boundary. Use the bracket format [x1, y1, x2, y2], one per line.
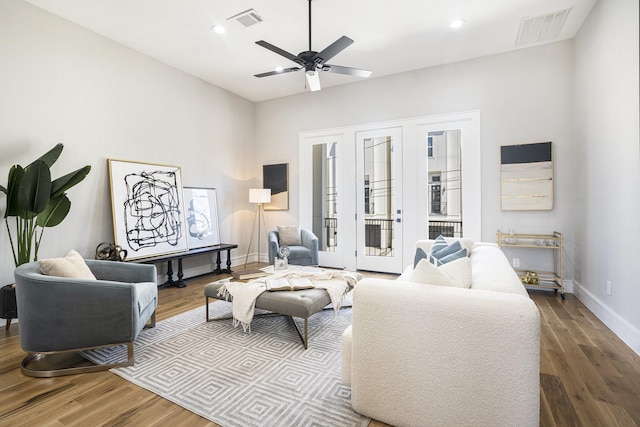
[39, 249, 97, 280]
[414, 247, 441, 267]
[438, 247, 468, 264]
[430, 235, 449, 256]
[277, 225, 301, 246]
[409, 257, 471, 289]
[439, 256, 472, 288]
[431, 239, 463, 259]
[429, 236, 469, 265]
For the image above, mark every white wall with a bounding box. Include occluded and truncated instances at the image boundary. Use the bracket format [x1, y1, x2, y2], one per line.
[0, 0, 256, 285]
[255, 41, 576, 279]
[573, 0, 640, 354]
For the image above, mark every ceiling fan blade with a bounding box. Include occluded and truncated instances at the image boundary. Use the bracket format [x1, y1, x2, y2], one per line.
[323, 64, 372, 78]
[315, 36, 354, 64]
[305, 71, 321, 91]
[254, 67, 301, 78]
[255, 40, 302, 64]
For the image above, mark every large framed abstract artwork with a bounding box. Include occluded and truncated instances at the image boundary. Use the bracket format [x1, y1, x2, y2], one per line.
[263, 163, 289, 211]
[108, 159, 188, 260]
[500, 141, 553, 211]
[183, 187, 221, 249]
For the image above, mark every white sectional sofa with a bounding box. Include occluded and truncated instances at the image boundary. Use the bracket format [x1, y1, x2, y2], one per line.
[341, 240, 540, 427]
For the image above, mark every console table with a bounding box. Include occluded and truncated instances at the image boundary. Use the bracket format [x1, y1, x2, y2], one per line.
[497, 230, 564, 299]
[138, 244, 237, 288]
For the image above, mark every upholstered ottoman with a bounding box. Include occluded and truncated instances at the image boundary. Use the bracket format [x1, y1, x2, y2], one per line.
[204, 280, 342, 348]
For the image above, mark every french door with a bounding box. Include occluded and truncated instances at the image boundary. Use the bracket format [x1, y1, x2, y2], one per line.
[300, 111, 481, 273]
[355, 127, 403, 273]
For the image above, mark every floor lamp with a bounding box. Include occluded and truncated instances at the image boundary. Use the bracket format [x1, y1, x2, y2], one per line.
[244, 188, 271, 269]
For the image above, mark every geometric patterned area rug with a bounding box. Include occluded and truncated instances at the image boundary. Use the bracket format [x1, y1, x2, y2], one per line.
[84, 296, 368, 427]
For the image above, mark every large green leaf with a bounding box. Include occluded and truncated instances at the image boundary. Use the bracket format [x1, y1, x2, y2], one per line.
[30, 143, 63, 168]
[0, 184, 6, 194]
[17, 160, 51, 215]
[4, 165, 25, 218]
[36, 194, 70, 228]
[50, 165, 91, 198]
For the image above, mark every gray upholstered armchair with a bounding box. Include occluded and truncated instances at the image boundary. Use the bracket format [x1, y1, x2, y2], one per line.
[14, 259, 158, 377]
[268, 227, 319, 266]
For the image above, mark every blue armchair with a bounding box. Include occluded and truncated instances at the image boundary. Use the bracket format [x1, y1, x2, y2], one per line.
[14, 259, 158, 377]
[268, 228, 319, 266]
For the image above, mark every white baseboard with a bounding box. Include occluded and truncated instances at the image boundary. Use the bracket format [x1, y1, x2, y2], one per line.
[563, 279, 573, 294]
[573, 280, 640, 357]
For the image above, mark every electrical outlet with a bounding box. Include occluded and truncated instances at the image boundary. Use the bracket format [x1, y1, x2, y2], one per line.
[512, 258, 520, 268]
[606, 281, 612, 296]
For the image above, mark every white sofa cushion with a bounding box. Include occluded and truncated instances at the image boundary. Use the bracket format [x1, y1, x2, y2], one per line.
[409, 257, 472, 288]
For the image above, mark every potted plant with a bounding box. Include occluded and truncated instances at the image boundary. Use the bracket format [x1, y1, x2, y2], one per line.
[0, 143, 91, 266]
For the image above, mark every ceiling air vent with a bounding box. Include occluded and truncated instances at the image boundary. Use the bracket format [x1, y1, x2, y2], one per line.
[227, 9, 263, 28]
[515, 8, 571, 47]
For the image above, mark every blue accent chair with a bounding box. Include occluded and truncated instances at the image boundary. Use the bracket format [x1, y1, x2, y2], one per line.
[14, 259, 157, 377]
[268, 228, 319, 266]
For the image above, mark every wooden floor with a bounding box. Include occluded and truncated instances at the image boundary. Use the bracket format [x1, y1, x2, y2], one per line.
[1, 271, 639, 426]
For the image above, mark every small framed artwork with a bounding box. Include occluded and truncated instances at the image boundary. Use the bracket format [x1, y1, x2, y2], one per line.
[108, 159, 188, 260]
[500, 142, 553, 211]
[183, 187, 221, 249]
[263, 163, 289, 211]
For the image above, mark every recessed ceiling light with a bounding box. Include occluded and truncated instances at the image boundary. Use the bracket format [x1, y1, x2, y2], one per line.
[274, 66, 284, 73]
[211, 25, 226, 34]
[450, 18, 466, 29]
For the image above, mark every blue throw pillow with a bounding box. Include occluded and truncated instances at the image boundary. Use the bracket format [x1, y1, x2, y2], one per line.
[430, 235, 448, 256]
[438, 247, 468, 264]
[414, 247, 441, 267]
[431, 240, 463, 259]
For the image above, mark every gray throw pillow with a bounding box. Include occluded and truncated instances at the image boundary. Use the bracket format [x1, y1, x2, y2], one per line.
[277, 225, 302, 246]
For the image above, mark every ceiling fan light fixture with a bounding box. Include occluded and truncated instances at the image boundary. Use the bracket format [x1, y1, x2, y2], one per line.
[305, 70, 321, 91]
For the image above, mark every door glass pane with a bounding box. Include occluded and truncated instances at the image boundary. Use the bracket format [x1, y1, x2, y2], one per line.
[363, 136, 394, 257]
[427, 130, 463, 238]
[312, 142, 338, 252]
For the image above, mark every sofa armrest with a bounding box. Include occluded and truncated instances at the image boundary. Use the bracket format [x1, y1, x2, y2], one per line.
[349, 278, 540, 427]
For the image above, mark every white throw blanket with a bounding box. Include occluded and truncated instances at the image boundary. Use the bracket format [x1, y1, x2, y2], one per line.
[217, 269, 360, 332]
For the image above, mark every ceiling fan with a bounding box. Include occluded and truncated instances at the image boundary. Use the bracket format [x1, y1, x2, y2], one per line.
[254, 0, 372, 91]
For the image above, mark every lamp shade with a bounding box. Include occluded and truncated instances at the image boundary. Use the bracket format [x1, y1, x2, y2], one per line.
[249, 188, 271, 204]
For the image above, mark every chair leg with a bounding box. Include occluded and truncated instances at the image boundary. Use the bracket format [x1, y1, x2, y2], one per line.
[144, 311, 156, 329]
[21, 342, 135, 378]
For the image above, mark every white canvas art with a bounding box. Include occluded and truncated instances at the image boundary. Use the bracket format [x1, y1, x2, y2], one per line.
[108, 159, 188, 260]
[500, 142, 554, 211]
[183, 187, 221, 249]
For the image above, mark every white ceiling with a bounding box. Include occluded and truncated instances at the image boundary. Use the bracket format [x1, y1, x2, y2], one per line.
[24, 0, 597, 102]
